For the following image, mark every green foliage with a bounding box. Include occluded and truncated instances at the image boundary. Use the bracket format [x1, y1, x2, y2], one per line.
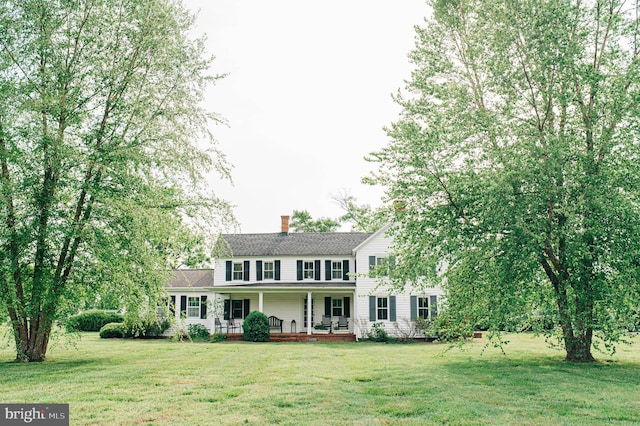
[66, 310, 124, 332]
[0, 0, 233, 361]
[369, 0, 640, 362]
[289, 210, 341, 233]
[242, 311, 270, 342]
[124, 317, 170, 339]
[210, 333, 227, 343]
[365, 322, 391, 342]
[99, 323, 126, 339]
[187, 324, 210, 341]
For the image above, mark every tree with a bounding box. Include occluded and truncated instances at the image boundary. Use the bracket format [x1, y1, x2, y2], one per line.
[332, 190, 389, 232]
[289, 210, 341, 233]
[0, 0, 232, 362]
[369, 0, 640, 362]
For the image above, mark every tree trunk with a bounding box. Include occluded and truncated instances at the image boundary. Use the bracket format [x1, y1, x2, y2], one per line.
[564, 332, 595, 363]
[12, 317, 52, 363]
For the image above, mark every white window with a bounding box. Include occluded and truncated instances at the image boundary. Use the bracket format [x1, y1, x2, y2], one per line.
[331, 261, 342, 279]
[232, 262, 243, 280]
[418, 297, 429, 319]
[303, 261, 315, 279]
[377, 297, 388, 320]
[263, 261, 274, 280]
[332, 298, 343, 317]
[187, 297, 200, 318]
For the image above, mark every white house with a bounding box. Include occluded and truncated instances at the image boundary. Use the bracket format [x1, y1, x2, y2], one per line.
[166, 216, 444, 339]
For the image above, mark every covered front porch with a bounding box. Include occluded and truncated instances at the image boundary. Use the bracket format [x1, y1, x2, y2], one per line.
[211, 283, 357, 338]
[225, 332, 356, 342]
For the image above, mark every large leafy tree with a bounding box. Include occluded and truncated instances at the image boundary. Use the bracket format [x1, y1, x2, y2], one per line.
[0, 0, 232, 362]
[369, 0, 640, 362]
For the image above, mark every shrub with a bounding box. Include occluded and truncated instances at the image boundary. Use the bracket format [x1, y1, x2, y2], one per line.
[211, 333, 227, 343]
[242, 311, 270, 342]
[124, 317, 170, 339]
[66, 310, 124, 332]
[366, 322, 390, 342]
[99, 322, 126, 338]
[188, 324, 210, 341]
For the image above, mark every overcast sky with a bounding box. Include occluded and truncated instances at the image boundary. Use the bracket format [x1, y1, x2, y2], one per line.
[185, 1, 429, 233]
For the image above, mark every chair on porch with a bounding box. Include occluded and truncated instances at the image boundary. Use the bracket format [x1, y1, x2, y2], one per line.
[227, 318, 240, 334]
[214, 318, 224, 334]
[321, 315, 332, 332]
[337, 316, 349, 330]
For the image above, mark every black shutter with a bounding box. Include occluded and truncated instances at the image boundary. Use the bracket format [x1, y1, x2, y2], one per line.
[297, 260, 303, 280]
[430, 295, 438, 317]
[275, 260, 281, 280]
[410, 296, 417, 321]
[256, 261, 263, 281]
[225, 261, 232, 281]
[324, 296, 331, 316]
[344, 296, 350, 317]
[243, 299, 250, 318]
[243, 260, 250, 281]
[223, 299, 230, 320]
[343, 260, 349, 280]
[180, 296, 187, 317]
[314, 260, 321, 280]
[325, 260, 332, 280]
[369, 296, 376, 321]
[169, 296, 176, 315]
[390, 296, 397, 321]
[200, 295, 208, 319]
[369, 256, 376, 270]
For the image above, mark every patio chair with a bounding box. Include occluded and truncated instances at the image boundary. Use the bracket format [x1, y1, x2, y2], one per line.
[227, 318, 240, 334]
[214, 318, 224, 334]
[321, 315, 332, 332]
[337, 316, 349, 330]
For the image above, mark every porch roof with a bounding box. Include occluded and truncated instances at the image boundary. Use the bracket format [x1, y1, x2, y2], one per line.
[212, 282, 356, 292]
[168, 269, 214, 288]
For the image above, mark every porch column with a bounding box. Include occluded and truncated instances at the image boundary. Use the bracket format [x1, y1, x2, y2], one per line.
[258, 292, 264, 313]
[353, 290, 358, 339]
[307, 291, 312, 335]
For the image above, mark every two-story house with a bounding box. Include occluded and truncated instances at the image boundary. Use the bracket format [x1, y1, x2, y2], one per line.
[166, 216, 444, 339]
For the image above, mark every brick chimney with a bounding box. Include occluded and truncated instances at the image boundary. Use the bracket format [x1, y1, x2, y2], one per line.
[280, 215, 290, 234]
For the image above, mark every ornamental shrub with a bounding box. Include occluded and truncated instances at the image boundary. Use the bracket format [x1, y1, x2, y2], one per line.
[124, 317, 170, 338]
[242, 311, 270, 342]
[66, 310, 124, 332]
[366, 322, 390, 342]
[188, 323, 210, 341]
[99, 322, 126, 338]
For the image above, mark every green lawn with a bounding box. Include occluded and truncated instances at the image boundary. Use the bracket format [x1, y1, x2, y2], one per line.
[0, 333, 639, 425]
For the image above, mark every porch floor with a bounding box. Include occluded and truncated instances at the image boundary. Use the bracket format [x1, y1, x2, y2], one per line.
[224, 332, 356, 342]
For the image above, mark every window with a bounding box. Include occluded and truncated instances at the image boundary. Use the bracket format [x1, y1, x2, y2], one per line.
[232, 262, 243, 280]
[232, 300, 244, 319]
[418, 297, 429, 319]
[263, 261, 274, 280]
[377, 297, 388, 320]
[332, 298, 343, 317]
[331, 261, 342, 279]
[303, 261, 315, 279]
[187, 297, 200, 318]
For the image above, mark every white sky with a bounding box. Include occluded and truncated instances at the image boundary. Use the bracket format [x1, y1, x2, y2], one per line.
[185, 1, 428, 233]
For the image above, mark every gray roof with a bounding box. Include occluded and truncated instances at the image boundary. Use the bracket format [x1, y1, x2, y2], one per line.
[168, 269, 214, 288]
[219, 232, 373, 257]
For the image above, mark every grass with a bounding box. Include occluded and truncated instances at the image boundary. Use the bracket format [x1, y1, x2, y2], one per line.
[0, 333, 639, 425]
